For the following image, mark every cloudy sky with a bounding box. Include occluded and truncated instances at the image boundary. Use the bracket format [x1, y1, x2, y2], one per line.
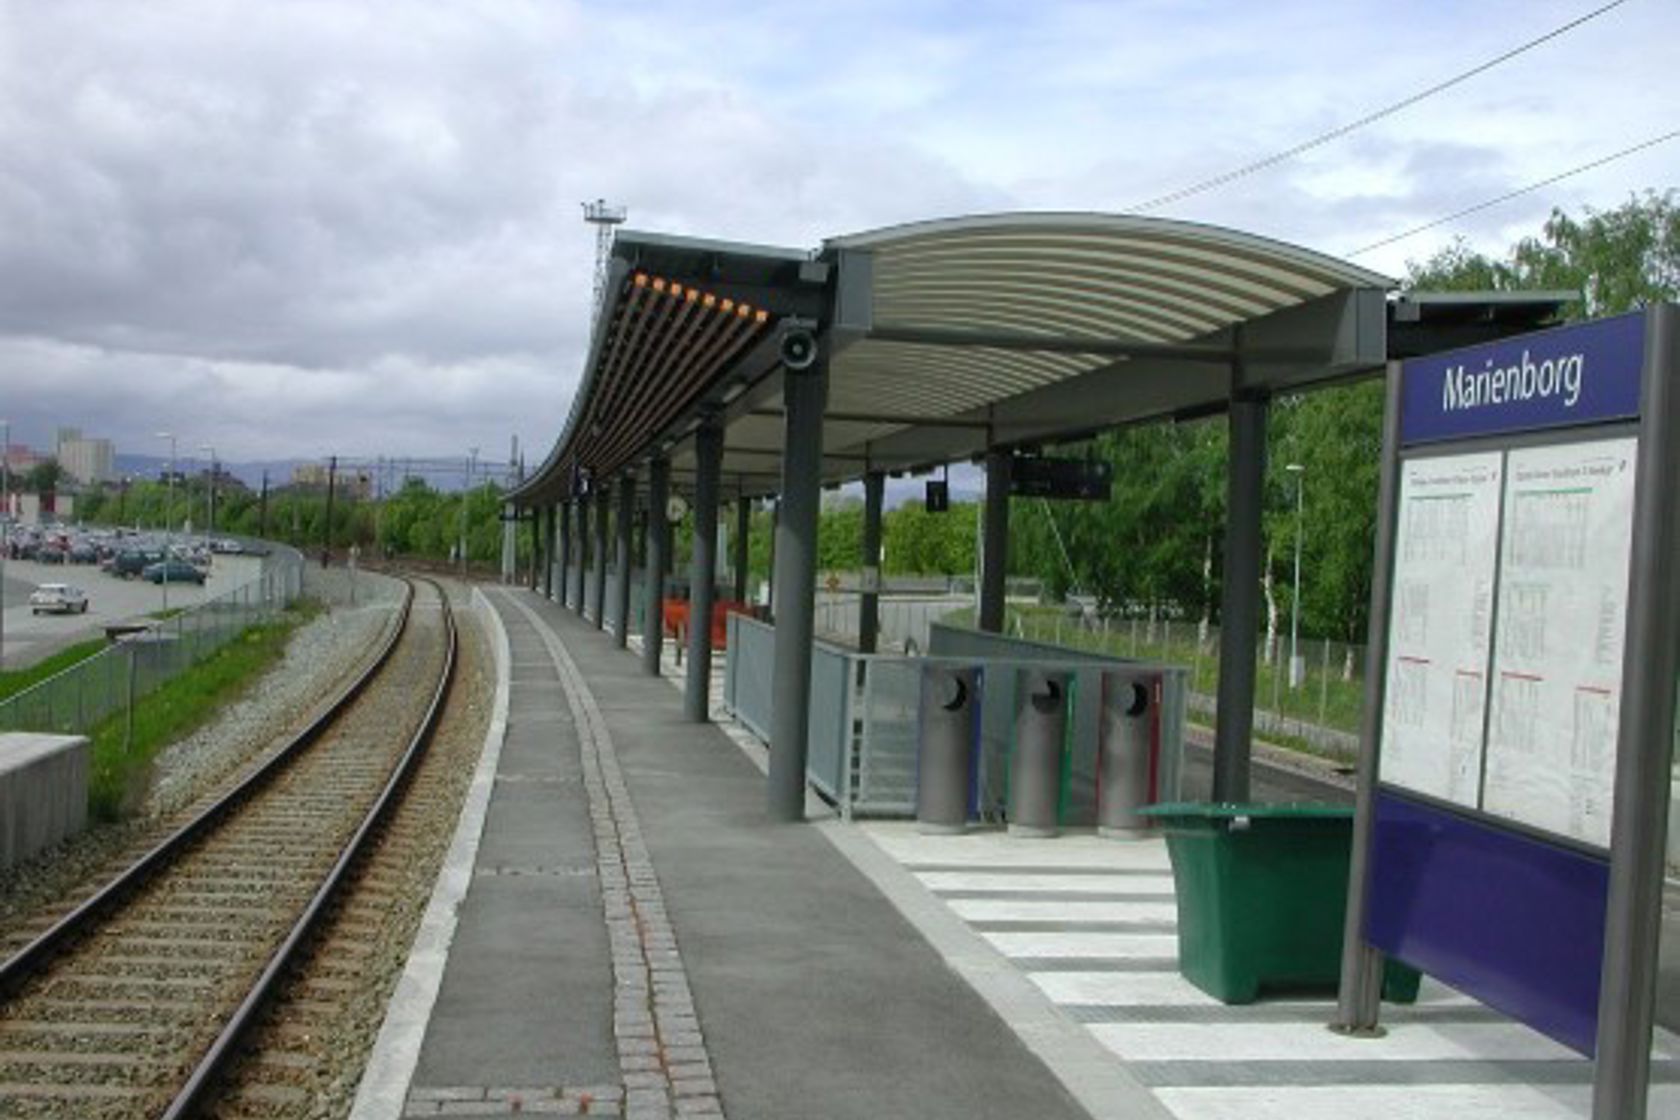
[0, 0, 1674, 474]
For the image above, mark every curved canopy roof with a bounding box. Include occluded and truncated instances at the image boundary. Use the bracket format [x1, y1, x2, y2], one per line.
[512, 211, 1403, 506]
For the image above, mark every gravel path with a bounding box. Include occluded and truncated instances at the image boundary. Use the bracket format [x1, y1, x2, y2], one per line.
[143, 567, 405, 817]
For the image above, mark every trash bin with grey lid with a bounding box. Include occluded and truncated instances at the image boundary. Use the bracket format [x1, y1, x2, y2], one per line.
[917, 664, 981, 833]
[1009, 669, 1072, 837]
[1098, 670, 1159, 837]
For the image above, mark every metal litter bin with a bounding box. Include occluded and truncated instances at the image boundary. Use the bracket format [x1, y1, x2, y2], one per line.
[1140, 801, 1421, 1004]
[1097, 671, 1157, 837]
[1008, 669, 1071, 837]
[917, 665, 980, 834]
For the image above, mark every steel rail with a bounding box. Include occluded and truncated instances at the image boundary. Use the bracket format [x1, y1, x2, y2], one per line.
[0, 579, 416, 996]
[164, 576, 458, 1117]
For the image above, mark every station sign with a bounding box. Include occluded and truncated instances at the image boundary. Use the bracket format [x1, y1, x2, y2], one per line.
[1346, 308, 1678, 1099]
[1009, 455, 1113, 501]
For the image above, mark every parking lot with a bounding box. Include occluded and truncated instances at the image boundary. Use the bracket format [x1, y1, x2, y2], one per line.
[0, 554, 263, 671]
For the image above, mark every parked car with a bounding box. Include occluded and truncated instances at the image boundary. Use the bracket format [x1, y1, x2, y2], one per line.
[113, 549, 162, 578]
[29, 583, 90, 615]
[143, 558, 207, 585]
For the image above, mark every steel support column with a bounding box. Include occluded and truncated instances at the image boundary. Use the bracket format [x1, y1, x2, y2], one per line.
[591, 486, 609, 629]
[559, 498, 574, 607]
[979, 448, 1010, 633]
[733, 495, 751, 604]
[685, 418, 724, 721]
[1213, 392, 1268, 802]
[542, 505, 555, 598]
[643, 457, 670, 676]
[571, 495, 588, 613]
[615, 473, 635, 648]
[768, 355, 828, 821]
[860, 470, 884, 653]
[1335, 364, 1404, 1033]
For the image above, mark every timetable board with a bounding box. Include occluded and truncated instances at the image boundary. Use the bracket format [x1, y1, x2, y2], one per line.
[1483, 437, 1637, 847]
[1376, 452, 1503, 808]
[1377, 437, 1637, 848]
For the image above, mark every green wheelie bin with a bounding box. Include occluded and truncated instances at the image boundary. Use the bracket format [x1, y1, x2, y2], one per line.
[1139, 801, 1421, 1004]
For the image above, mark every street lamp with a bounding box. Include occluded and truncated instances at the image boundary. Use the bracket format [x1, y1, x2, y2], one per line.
[157, 431, 176, 612]
[1286, 462, 1306, 689]
[199, 444, 216, 553]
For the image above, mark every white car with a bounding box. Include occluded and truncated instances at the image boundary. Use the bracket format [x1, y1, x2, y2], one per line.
[29, 583, 90, 615]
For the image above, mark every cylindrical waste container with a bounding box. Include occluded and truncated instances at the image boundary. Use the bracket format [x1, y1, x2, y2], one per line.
[917, 665, 980, 834]
[1009, 669, 1070, 837]
[1098, 671, 1158, 837]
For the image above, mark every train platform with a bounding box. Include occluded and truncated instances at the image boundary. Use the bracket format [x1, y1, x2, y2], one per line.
[356, 587, 1680, 1120]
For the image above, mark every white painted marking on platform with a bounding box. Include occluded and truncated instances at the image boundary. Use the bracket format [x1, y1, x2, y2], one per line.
[981, 930, 1180, 960]
[916, 871, 1177, 895]
[1089, 1019, 1582, 1063]
[952, 898, 1179, 924]
[1154, 1084, 1596, 1120]
[1031, 970, 1219, 1008]
[863, 821, 1171, 871]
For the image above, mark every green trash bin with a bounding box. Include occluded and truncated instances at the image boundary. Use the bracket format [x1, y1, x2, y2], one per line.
[1139, 801, 1421, 1005]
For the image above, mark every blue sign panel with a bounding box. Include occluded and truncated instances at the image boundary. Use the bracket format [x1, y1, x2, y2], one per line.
[1366, 790, 1609, 1056]
[1401, 312, 1645, 445]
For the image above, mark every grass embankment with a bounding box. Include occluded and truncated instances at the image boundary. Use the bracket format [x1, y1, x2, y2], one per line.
[87, 599, 322, 821]
[0, 640, 111, 703]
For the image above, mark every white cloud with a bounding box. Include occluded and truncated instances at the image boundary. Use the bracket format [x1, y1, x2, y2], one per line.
[0, 0, 1674, 467]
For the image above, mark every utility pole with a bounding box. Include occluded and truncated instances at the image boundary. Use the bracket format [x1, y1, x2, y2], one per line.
[258, 470, 269, 540]
[322, 455, 337, 568]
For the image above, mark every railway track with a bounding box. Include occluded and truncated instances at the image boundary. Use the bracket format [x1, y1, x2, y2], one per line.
[0, 577, 457, 1119]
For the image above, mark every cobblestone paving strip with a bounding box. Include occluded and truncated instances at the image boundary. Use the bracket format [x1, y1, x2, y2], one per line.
[501, 592, 725, 1120]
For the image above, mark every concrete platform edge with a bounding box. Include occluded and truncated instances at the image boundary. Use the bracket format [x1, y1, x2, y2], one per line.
[350, 586, 512, 1120]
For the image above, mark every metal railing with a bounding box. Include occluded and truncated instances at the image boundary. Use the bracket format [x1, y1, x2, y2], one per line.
[0, 547, 305, 739]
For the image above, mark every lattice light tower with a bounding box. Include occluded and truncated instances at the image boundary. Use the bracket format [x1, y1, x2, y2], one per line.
[582, 199, 627, 314]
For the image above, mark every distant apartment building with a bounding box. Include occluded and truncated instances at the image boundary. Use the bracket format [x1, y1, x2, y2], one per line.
[56, 432, 115, 485]
[292, 462, 372, 500]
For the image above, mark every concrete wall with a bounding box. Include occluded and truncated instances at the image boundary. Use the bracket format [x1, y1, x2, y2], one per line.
[1, 733, 88, 871]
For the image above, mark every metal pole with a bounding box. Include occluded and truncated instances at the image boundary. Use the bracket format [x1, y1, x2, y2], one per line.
[591, 481, 609, 629]
[615, 473, 635, 648]
[767, 352, 828, 820]
[1288, 463, 1305, 688]
[559, 497, 573, 607]
[643, 457, 669, 675]
[860, 470, 884, 654]
[571, 495, 588, 613]
[1335, 361, 1405, 1033]
[1593, 305, 1680, 1119]
[1212, 390, 1267, 803]
[323, 455, 337, 569]
[157, 432, 175, 614]
[541, 506, 554, 597]
[979, 448, 1010, 632]
[685, 419, 724, 719]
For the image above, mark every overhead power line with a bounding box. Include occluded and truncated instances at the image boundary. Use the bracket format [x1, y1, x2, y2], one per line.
[1347, 128, 1680, 257]
[1129, 0, 1632, 214]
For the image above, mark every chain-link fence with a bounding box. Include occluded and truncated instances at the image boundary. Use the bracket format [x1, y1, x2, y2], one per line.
[0, 548, 306, 739]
